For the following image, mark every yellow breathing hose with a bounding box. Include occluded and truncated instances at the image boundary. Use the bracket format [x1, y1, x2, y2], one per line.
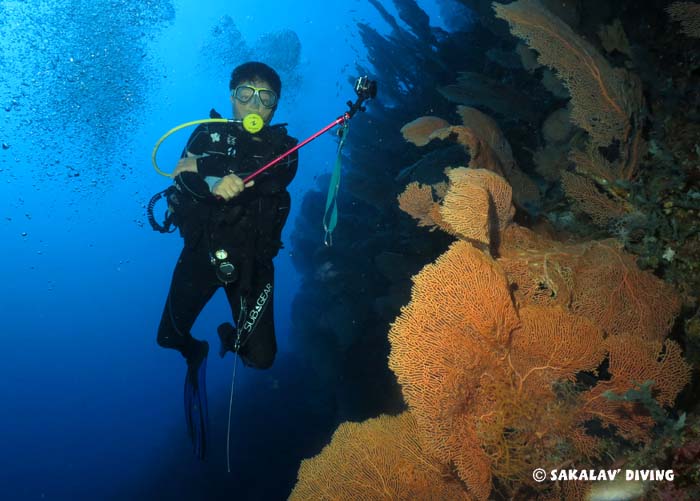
[151, 114, 266, 177]
[151, 118, 232, 177]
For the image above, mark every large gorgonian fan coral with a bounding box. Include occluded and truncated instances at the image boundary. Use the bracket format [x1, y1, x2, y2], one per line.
[289, 412, 470, 500]
[493, 0, 644, 163]
[389, 241, 518, 499]
[493, 0, 646, 227]
[399, 107, 541, 211]
[294, 163, 692, 500]
[388, 168, 691, 499]
[388, 239, 691, 499]
[497, 226, 683, 341]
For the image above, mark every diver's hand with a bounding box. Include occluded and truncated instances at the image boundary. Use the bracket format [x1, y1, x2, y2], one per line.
[171, 157, 198, 178]
[212, 174, 254, 200]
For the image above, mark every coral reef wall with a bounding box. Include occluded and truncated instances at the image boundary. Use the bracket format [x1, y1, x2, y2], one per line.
[289, 0, 699, 498]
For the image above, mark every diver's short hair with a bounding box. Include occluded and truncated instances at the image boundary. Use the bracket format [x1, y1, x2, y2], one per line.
[229, 62, 282, 98]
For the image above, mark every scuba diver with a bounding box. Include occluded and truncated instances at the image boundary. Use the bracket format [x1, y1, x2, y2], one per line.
[150, 59, 376, 461]
[156, 62, 298, 460]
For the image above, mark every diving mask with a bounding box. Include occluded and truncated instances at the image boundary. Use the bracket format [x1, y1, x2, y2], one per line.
[232, 85, 278, 108]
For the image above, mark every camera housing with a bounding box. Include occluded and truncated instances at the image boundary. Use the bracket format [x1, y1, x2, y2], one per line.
[354, 76, 378, 100]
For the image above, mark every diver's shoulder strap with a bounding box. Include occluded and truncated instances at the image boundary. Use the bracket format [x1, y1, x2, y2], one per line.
[267, 122, 290, 138]
[260, 123, 297, 152]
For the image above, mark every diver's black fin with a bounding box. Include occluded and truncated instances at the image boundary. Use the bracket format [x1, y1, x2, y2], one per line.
[217, 322, 237, 359]
[184, 340, 209, 460]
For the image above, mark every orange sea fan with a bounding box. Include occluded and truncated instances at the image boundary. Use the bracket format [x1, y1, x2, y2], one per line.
[399, 167, 517, 248]
[428, 203, 453, 234]
[429, 125, 505, 174]
[571, 241, 682, 341]
[570, 147, 634, 188]
[451, 168, 515, 231]
[456, 105, 515, 174]
[439, 168, 515, 249]
[399, 240, 520, 346]
[497, 227, 682, 342]
[389, 241, 519, 496]
[397, 181, 439, 228]
[389, 242, 519, 378]
[568, 426, 605, 460]
[494, 0, 646, 184]
[561, 171, 631, 226]
[289, 412, 470, 501]
[477, 307, 609, 481]
[439, 171, 491, 245]
[576, 334, 692, 444]
[497, 225, 583, 308]
[388, 233, 691, 499]
[493, 0, 642, 151]
[448, 106, 543, 210]
[400, 116, 451, 146]
[397, 181, 459, 235]
[388, 165, 691, 498]
[450, 420, 495, 501]
[562, 145, 638, 226]
[603, 335, 692, 408]
[509, 306, 607, 393]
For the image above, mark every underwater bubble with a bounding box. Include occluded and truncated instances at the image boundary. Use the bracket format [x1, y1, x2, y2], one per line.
[0, 0, 175, 196]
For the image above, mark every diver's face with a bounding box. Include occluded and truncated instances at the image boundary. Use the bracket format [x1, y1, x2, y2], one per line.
[230, 78, 277, 125]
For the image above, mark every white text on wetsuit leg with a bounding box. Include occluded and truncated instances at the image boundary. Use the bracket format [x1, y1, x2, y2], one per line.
[243, 283, 272, 333]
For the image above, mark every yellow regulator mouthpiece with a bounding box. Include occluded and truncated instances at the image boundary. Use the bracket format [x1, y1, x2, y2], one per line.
[243, 113, 264, 133]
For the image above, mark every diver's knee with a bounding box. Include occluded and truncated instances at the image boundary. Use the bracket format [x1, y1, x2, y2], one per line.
[157, 321, 182, 351]
[241, 350, 276, 370]
[156, 334, 172, 349]
[257, 353, 276, 370]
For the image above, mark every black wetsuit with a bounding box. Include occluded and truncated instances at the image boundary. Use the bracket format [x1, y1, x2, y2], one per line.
[157, 111, 298, 369]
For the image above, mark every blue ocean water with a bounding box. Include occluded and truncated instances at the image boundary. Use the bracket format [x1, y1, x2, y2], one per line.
[0, 0, 451, 499]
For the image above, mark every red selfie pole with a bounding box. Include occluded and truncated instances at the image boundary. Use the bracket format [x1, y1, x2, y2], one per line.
[242, 76, 376, 183]
[242, 113, 351, 184]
